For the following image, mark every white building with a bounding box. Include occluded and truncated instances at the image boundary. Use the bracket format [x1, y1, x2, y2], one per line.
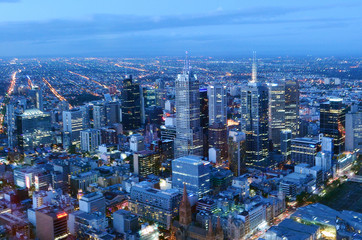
[130, 134, 145, 152]
[79, 192, 106, 214]
[207, 84, 227, 125]
[80, 129, 101, 153]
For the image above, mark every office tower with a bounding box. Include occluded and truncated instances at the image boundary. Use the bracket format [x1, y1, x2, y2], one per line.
[129, 184, 182, 229]
[80, 129, 101, 153]
[228, 131, 246, 176]
[32, 85, 43, 111]
[35, 208, 69, 240]
[208, 122, 228, 164]
[121, 75, 141, 131]
[80, 105, 91, 129]
[320, 98, 347, 155]
[6, 103, 16, 148]
[172, 155, 211, 199]
[291, 137, 320, 166]
[145, 106, 163, 126]
[129, 134, 145, 152]
[93, 103, 105, 129]
[268, 82, 285, 149]
[133, 150, 161, 177]
[141, 86, 157, 124]
[280, 129, 292, 162]
[63, 108, 84, 144]
[105, 101, 121, 126]
[285, 79, 300, 137]
[16, 109, 52, 151]
[240, 56, 269, 167]
[100, 128, 118, 145]
[174, 55, 203, 158]
[199, 88, 209, 158]
[208, 84, 227, 125]
[79, 192, 106, 214]
[345, 104, 362, 153]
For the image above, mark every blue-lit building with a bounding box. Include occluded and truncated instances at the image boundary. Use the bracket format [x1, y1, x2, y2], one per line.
[172, 155, 211, 199]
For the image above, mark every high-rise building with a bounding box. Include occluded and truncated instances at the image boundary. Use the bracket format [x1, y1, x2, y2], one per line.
[207, 84, 227, 125]
[240, 54, 269, 167]
[280, 130, 292, 162]
[32, 85, 43, 111]
[320, 98, 347, 155]
[133, 150, 161, 177]
[208, 122, 228, 164]
[63, 108, 84, 144]
[241, 83, 269, 166]
[172, 155, 211, 199]
[80, 129, 101, 153]
[268, 82, 285, 149]
[105, 101, 121, 126]
[93, 103, 105, 129]
[121, 75, 141, 131]
[345, 104, 362, 153]
[291, 137, 320, 166]
[199, 88, 209, 158]
[141, 86, 157, 124]
[174, 55, 203, 158]
[16, 109, 52, 151]
[228, 131, 246, 176]
[285, 79, 299, 137]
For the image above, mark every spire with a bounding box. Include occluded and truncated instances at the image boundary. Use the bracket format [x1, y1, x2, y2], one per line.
[179, 183, 192, 226]
[183, 51, 190, 74]
[251, 51, 257, 83]
[216, 217, 222, 232]
[208, 218, 213, 236]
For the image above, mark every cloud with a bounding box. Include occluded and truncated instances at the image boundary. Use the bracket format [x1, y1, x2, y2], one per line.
[0, 5, 357, 44]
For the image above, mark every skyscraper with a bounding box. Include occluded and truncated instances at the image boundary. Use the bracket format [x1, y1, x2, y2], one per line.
[207, 84, 227, 125]
[63, 108, 84, 144]
[268, 82, 285, 149]
[121, 75, 141, 131]
[240, 54, 269, 167]
[199, 88, 209, 158]
[320, 98, 347, 155]
[105, 101, 121, 126]
[16, 109, 52, 151]
[172, 155, 211, 199]
[345, 104, 361, 153]
[285, 79, 299, 137]
[174, 54, 203, 158]
[208, 122, 228, 164]
[80, 129, 101, 153]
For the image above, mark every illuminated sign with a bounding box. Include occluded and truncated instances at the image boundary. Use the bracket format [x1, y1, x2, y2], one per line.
[56, 212, 68, 219]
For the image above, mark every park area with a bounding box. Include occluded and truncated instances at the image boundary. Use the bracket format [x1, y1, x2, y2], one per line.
[320, 181, 362, 213]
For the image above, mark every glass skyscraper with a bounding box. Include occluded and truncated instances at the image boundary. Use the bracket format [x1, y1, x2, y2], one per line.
[320, 98, 347, 155]
[172, 155, 211, 199]
[285, 79, 300, 138]
[121, 75, 141, 131]
[174, 56, 203, 158]
[16, 109, 52, 151]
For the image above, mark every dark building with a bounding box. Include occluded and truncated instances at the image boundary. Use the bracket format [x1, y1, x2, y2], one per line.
[16, 109, 52, 151]
[100, 127, 118, 145]
[241, 82, 269, 167]
[105, 101, 121, 126]
[35, 208, 69, 240]
[320, 98, 347, 155]
[145, 106, 163, 126]
[208, 122, 228, 164]
[121, 75, 141, 131]
[200, 88, 209, 158]
[285, 80, 300, 138]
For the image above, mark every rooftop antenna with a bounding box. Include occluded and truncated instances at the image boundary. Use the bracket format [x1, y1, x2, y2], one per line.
[252, 51, 257, 83]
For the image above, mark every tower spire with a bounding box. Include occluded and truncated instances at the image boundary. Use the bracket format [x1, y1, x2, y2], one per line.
[183, 51, 190, 74]
[252, 51, 257, 83]
[179, 183, 192, 226]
